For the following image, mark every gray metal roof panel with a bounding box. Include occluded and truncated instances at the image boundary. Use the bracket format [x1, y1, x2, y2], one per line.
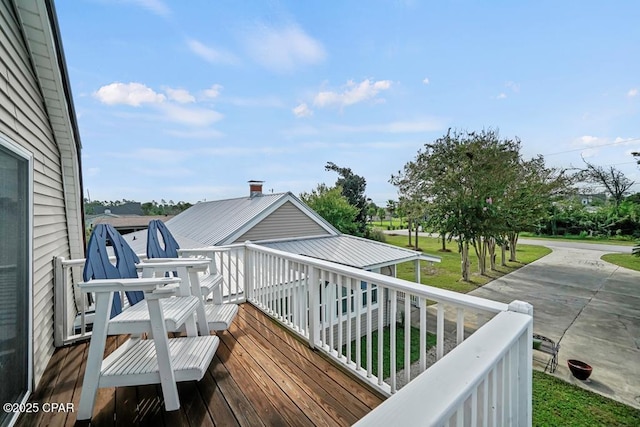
[259, 235, 440, 269]
[166, 193, 287, 246]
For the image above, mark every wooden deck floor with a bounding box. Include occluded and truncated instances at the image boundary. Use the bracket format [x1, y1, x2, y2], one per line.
[17, 303, 384, 427]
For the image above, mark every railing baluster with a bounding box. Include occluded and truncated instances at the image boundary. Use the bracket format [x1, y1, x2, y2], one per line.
[320, 269, 327, 347]
[419, 296, 426, 373]
[366, 281, 373, 379]
[457, 307, 465, 345]
[470, 388, 478, 426]
[329, 272, 336, 352]
[304, 263, 310, 337]
[389, 288, 396, 392]
[355, 277, 362, 371]
[338, 274, 344, 359]
[308, 266, 319, 348]
[286, 259, 292, 324]
[377, 283, 384, 386]
[404, 293, 411, 386]
[346, 277, 352, 365]
[437, 303, 445, 360]
[483, 376, 489, 427]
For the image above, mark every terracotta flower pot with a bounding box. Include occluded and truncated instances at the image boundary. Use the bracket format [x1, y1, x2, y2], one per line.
[567, 359, 592, 380]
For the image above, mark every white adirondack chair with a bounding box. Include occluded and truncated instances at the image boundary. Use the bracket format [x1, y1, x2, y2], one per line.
[76, 277, 219, 420]
[76, 225, 220, 420]
[146, 219, 238, 331]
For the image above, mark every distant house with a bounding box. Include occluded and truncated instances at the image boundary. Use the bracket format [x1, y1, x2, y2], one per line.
[89, 214, 175, 234]
[91, 202, 143, 215]
[579, 193, 607, 207]
[0, 1, 85, 424]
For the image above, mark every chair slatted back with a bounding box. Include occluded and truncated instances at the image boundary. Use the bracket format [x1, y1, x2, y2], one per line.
[147, 220, 180, 258]
[84, 224, 144, 317]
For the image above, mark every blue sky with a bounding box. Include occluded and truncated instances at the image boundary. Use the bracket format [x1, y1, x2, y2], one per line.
[55, 0, 640, 206]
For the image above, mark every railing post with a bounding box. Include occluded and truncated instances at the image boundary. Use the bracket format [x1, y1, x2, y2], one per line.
[308, 267, 320, 349]
[508, 300, 533, 427]
[244, 243, 252, 302]
[53, 256, 66, 347]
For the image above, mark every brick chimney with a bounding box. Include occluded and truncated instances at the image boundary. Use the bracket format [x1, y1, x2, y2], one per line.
[248, 180, 264, 198]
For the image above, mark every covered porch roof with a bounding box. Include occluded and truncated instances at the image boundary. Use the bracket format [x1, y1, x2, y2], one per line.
[257, 234, 440, 271]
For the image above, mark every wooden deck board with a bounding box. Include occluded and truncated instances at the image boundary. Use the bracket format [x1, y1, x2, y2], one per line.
[231, 309, 363, 425]
[20, 303, 384, 426]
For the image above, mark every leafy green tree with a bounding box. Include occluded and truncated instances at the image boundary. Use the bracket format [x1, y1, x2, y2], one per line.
[325, 162, 368, 235]
[377, 207, 386, 225]
[386, 200, 397, 226]
[366, 201, 378, 224]
[500, 156, 570, 262]
[300, 184, 359, 235]
[581, 161, 634, 216]
[392, 129, 524, 280]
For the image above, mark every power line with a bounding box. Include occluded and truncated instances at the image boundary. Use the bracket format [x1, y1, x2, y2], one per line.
[543, 137, 640, 157]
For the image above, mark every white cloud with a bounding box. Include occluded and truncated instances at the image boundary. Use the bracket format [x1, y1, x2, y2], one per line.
[578, 135, 601, 146]
[292, 103, 313, 118]
[125, 0, 170, 16]
[244, 24, 326, 73]
[496, 93, 507, 99]
[95, 81, 225, 127]
[614, 136, 639, 145]
[186, 38, 237, 64]
[94, 82, 165, 106]
[628, 88, 638, 97]
[313, 79, 392, 108]
[164, 87, 195, 104]
[157, 103, 223, 127]
[423, 77, 430, 85]
[202, 84, 223, 99]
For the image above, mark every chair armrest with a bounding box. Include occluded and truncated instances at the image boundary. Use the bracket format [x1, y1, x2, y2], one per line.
[178, 247, 231, 257]
[78, 277, 181, 293]
[137, 258, 210, 272]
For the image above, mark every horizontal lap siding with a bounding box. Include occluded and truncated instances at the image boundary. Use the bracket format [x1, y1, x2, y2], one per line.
[235, 201, 331, 243]
[0, 0, 71, 388]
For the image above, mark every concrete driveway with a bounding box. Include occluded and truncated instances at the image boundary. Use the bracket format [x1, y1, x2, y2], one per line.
[469, 240, 640, 409]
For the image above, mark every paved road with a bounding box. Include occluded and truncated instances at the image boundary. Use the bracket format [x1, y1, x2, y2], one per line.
[518, 237, 632, 254]
[387, 231, 640, 409]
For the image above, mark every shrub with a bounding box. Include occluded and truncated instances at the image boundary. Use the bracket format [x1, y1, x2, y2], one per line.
[368, 228, 387, 243]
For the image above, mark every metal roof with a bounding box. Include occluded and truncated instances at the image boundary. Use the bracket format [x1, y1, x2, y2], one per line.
[259, 235, 440, 270]
[162, 192, 337, 245]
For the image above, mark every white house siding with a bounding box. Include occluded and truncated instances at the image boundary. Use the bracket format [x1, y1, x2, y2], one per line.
[0, 0, 71, 386]
[235, 201, 332, 243]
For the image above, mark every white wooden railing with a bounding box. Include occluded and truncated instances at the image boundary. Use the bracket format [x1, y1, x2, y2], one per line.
[54, 241, 532, 424]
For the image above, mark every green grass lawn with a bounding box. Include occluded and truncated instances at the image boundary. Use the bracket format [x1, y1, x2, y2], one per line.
[601, 253, 640, 271]
[532, 371, 640, 426]
[343, 326, 436, 379]
[384, 234, 551, 293]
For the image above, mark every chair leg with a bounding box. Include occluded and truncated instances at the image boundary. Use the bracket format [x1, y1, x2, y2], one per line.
[77, 292, 112, 420]
[188, 269, 211, 335]
[146, 296, 180, 411]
